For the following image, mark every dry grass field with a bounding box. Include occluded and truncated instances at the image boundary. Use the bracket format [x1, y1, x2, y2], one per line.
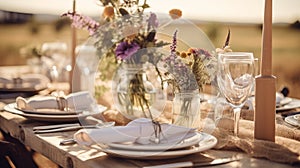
[1, 21, 299, 98]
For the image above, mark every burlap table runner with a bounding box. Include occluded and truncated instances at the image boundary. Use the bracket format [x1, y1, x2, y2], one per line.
[213, 119, 300, 164]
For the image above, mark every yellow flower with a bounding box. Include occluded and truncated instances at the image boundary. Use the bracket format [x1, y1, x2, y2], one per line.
[216, 46, 232, 54]
[169, 9, 182, 19]
[180, 52, 187, 58]
[187, 48, 194, 53]
[102, 6, 115, 19]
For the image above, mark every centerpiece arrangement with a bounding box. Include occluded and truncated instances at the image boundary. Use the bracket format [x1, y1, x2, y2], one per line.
[63, 0, 173, 122]
[63, 0, 221, 130]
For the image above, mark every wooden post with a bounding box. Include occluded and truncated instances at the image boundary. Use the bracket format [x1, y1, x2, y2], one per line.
[254, 0, 276, 141]
[69, 0, 77, 93]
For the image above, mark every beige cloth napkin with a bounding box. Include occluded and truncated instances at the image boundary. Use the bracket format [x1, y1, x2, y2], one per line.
[16, 91, 95, 111]
[74, 118, 196, 146]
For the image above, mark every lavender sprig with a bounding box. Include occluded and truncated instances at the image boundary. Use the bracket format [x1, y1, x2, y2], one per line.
[62, 11, 100, 35]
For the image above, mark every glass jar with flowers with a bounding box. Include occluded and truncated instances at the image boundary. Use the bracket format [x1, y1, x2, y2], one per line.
[163, 30, 217, 128]
[63, 0, 170, 120]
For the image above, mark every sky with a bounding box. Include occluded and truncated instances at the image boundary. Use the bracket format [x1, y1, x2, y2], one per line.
[0, 0, 299, 23]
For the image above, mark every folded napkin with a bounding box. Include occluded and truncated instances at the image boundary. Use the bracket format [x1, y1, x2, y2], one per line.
[0, 74, 49, 88]
[16, 91, 95, 111]
[74, 118, 197, 146]
[276, 92, 284, 104]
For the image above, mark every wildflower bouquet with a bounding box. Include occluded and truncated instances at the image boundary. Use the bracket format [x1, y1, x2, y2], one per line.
[63, 0, 173, 124]
[163, 30, 217, 93]
[162, 30, 217, 127]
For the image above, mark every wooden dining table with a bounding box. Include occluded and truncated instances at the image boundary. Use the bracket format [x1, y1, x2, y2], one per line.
[0, 65, 298, 168]
[0, 109, 297, 168]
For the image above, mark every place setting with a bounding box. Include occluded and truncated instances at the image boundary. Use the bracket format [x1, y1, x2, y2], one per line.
[284, 113, 300, 128]
[276, 92, 300, 112]
[3, 91, 107, 122]
[272, 89, 300, 128]
[0, 73, 50, 100]
[70, 118, 218, 160]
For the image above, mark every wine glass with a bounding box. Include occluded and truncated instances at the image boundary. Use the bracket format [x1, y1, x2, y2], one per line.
[41, 42, 68, 94]
[76, 44, 99, 96]
[217, 52, 254, 136]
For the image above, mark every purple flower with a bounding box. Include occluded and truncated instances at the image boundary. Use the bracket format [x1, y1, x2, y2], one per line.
[62, 12, 100, 35]
[115, 41, 140, 60]
[193, 48, 212, 59]
[147, 13, 159, 30]
[170, 30, 178, 53]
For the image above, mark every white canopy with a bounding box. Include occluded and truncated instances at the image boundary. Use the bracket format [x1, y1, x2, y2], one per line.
[0, 0, 299, 23]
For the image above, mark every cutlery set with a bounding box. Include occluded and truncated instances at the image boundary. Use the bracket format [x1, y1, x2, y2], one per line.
[33, 121, 115, 134]
[142, 155, 241, 168]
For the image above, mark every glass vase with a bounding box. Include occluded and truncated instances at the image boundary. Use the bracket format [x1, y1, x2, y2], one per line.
[113, 64, 164, 120]
[172, 90, 201, 128]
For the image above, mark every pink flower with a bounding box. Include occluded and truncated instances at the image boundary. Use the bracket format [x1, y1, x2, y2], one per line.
[62, 12, 100, 35]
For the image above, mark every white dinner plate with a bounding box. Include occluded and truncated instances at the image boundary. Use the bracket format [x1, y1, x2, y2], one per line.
[276, 98, 300, 112]
[0, 74, 49, 92]
[4, 103, 106, 122]
[107, 132, 203, 151]
[285, 114, 300, 127]
[15, 104, 106, 115]
[100, 132, 217, 160]
[15, 106, 81, 115]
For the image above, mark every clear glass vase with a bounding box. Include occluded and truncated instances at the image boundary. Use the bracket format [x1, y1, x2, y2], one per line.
[113, 64, 164, 120]
[172, 90, 201, 128]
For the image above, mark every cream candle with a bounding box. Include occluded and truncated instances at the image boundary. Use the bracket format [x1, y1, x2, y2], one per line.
[254, 0, 276, 141]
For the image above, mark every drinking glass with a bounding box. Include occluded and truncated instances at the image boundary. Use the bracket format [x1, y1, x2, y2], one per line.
[76, 44, 99, 96]
[41, 42, 68, 94]
[41, 42, 68, 82]
[217, 52, 254, 136]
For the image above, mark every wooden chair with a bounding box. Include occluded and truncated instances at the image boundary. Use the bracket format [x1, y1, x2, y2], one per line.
[0, 130, 38, 168]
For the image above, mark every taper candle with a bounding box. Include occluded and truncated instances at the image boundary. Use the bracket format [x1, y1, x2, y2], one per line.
[69, 0, 77, 93]
[254, 0, 276, 141]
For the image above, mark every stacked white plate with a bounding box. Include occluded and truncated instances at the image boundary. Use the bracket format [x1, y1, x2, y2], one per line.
[285, 114, 300, 127]
[4, 103, 106, 122]
[99, 132, 217, 160]
[276, 98, 300, 112]
[0, 74, 49, 99]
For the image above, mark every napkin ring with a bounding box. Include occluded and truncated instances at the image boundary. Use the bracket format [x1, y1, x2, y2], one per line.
[150, 121, 165, 144]
[56, 96, 68, 111]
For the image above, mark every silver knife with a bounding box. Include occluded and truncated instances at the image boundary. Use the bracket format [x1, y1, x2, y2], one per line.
[33, 125, 97, 134]
[33, 123, 80, 131]
[33, 121, 115, 134]
[142, 156, 240, 168]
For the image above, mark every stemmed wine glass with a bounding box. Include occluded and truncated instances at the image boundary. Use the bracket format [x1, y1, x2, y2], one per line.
[76, 44, 99, 96]
[41, 42, 68, 95]
[217, 52, 254, 136]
